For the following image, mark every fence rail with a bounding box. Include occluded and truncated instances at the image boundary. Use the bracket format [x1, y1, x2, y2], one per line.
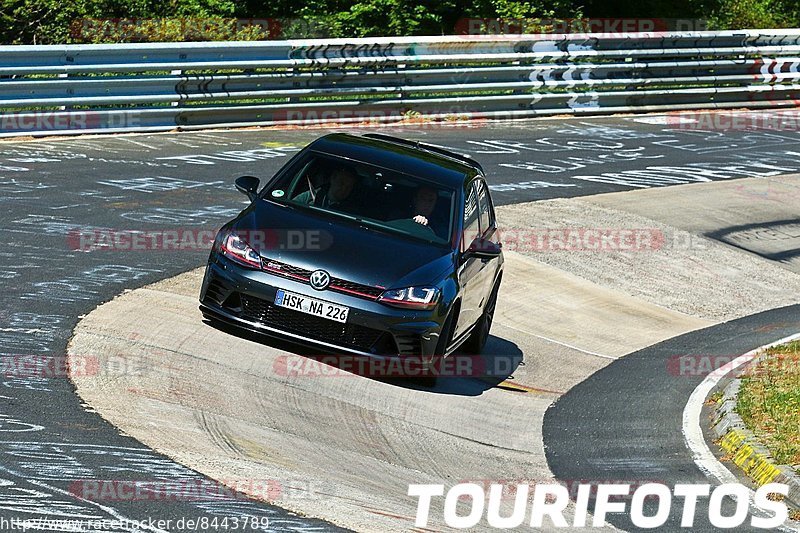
[2, 30, 800, 136]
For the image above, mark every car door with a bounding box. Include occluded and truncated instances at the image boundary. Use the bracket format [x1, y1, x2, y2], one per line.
[454, 178, 497, 340]
[472, 178, 500, 311]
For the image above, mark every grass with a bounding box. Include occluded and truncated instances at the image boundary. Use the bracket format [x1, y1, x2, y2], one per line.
[737, 340, 800, 469]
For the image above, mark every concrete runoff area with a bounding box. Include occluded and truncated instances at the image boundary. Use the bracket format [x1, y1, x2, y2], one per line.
[69, 252, 695, 532]
[498, 175, 800, 322]
[68, 175, 800, 531]
[584, 174, 800, 275]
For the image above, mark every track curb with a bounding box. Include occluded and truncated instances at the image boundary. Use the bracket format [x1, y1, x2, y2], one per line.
[710, 350, 800, 512]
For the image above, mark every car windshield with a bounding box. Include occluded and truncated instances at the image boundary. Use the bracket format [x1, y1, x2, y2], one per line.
[264, 153, 456, 245]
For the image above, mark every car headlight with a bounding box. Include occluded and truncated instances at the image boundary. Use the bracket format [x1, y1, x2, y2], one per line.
[220, 231, 262, 269]
[378, 286, 440, 310]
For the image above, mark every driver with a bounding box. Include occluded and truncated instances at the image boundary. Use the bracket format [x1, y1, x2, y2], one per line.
[295, 166, 359, 212]
[410, 186, 438, 227]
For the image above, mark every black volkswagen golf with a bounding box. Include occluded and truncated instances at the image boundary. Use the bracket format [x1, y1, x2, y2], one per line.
[199, 133, 503, 380]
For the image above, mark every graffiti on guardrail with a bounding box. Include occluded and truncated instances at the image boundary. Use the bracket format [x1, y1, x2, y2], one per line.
[289, 42, 398, 67]
[2, 33, 800, 136]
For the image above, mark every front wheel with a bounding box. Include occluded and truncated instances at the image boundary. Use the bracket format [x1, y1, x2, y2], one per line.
[463, 280, 499, 355]
[415, 307, 457, 387]
[415, 362, 438, 388]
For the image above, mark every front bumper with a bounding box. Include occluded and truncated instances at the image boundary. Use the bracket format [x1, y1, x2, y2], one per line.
[199, 254, 444, 359]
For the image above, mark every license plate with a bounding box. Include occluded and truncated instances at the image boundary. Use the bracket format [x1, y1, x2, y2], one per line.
[274, 289, 349, 323]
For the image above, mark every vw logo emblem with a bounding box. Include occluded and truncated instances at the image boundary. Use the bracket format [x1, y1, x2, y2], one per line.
[309, 269, 330, 290]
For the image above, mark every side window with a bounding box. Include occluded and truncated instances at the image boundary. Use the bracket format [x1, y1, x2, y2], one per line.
[476, 179, 493, 235]
[463, 182, 480, 251]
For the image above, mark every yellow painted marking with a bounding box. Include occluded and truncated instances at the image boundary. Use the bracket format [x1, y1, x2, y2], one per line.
[261, 141, 296, 148]
[481, 378, 563, 395]
[719, 429, 782, 486]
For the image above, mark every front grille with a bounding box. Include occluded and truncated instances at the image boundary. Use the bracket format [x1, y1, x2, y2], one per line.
[261, 258, 384, 300]
[263, 260, 311, 279]
[329, 279, 384, 299]
[239, 293, 386, 353]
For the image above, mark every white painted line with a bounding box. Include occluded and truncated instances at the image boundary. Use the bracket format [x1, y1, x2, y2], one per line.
[682, 332, 800, 532]
[496, 321, 617, 360]
[0, 463, 171, 533]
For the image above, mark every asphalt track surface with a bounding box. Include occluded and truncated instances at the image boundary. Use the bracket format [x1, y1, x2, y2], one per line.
[543, 304, 800, 532]
[1, 112, 799, 530]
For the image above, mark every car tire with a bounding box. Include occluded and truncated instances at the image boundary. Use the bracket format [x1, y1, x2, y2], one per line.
[416, 363, 438, 388]
[415, 306, 456, 387]
[463, 279, 499, 355]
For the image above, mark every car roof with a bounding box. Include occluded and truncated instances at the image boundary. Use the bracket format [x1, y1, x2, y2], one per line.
[308, 133, 480, 188]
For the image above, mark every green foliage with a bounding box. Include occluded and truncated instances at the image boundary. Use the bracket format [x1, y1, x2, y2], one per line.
[0, 0, 245, 44]
[293, 0, 444, 37]
[737, 341, 800, 466]
[0, 0, 798, 44]
[707, 0, 799, 29]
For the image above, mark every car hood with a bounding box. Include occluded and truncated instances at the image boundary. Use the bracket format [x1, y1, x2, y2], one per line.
[233, 200, 454, 289]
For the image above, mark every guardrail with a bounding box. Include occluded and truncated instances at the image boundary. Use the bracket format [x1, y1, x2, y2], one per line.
[1, 30, 800, 136]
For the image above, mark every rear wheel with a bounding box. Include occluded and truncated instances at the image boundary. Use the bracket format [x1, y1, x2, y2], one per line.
[463, 280, 499, 355]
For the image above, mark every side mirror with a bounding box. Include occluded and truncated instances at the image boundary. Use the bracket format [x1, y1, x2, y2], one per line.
[466, 238, 502, 259]
[235, 175, 260, 200]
